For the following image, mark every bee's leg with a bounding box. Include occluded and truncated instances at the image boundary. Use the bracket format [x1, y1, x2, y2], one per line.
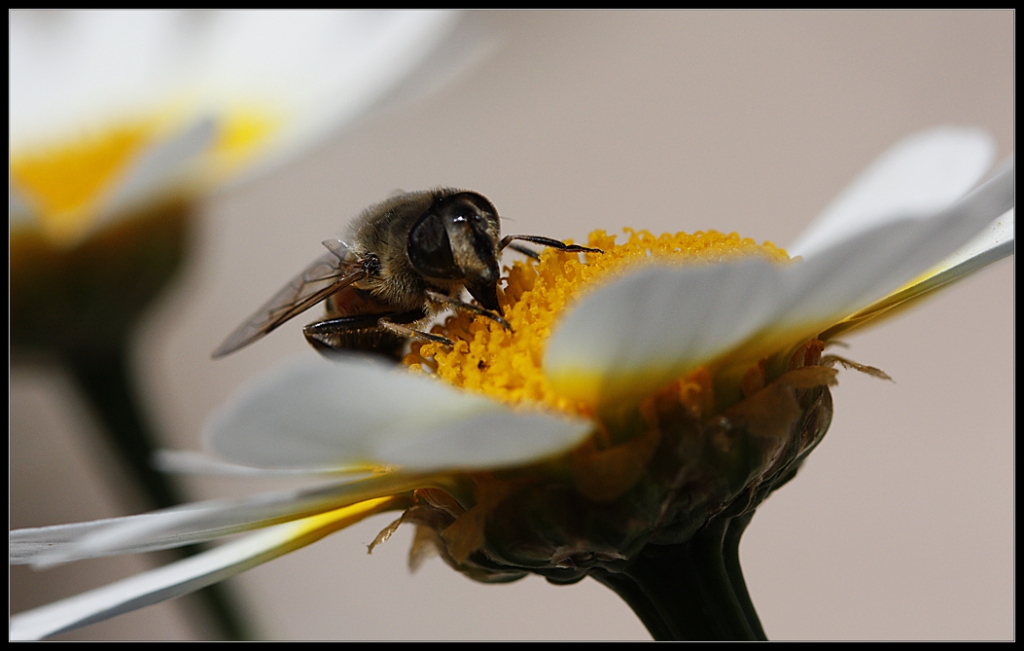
[378, 320, 454, 347]
[303, 309, 435, 360]
[498, 234, 603, 255]
[425, 289, 512, 331]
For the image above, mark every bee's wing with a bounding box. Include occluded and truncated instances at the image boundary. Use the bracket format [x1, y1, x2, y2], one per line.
[212, 240, 365, 358]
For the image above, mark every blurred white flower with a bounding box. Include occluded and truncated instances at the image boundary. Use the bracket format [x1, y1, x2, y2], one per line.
[9, 9, 469, 246]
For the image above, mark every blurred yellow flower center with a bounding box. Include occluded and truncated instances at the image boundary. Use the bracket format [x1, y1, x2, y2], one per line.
[10, 121, 156, 244]
[206, 108, 281, 180]
[406, 228, 789, 417]
[10, 109, 279, 246]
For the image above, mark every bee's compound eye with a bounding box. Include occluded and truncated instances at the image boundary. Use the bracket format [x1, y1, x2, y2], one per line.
[408, 212, 460, 279]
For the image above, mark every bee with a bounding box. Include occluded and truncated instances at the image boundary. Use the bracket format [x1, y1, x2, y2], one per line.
[212, 188, 601, 360]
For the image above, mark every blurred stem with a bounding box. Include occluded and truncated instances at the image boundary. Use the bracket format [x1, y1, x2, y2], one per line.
[592, 512, 765, 641]
[13, 201, 255, 638]
[60, 341, 255, 640]
[62, 344, 180, 509]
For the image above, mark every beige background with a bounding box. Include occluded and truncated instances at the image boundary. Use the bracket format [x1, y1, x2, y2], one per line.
[10, 11, 1013, 640]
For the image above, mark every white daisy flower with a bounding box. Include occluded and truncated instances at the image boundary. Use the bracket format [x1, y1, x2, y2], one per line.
[9, 127, 1013, 640]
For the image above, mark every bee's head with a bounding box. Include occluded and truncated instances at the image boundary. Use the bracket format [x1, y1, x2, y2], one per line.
[407, 191, 502, 311]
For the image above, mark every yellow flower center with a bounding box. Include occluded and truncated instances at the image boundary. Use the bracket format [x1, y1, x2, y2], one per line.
[405, 228, 789, 417]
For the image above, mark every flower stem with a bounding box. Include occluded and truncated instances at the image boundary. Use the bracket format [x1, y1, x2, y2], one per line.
[592, 512, 765, 640]
[61, 342, 255, 640]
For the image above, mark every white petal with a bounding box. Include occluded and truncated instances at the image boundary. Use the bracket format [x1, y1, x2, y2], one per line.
[9, 499, 393, 640]
[207, 355, 593, 472]
[546, 163, 1013, 405]
[788, 127, 995, 258]
[776, 163, 1014, 332]
[10, 10, 189, 146]
[11, 10, 466, 190]
[14, 474, 422, 567]
[821, 208, 1014, 339]
[921, 207, 1014, 281]
[94, 115, 218, 221]
[197, 10, 463, 181]
[11, 518, 147, 565]
[545, 259, 782, 404]
[151, 449, 360, 477]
